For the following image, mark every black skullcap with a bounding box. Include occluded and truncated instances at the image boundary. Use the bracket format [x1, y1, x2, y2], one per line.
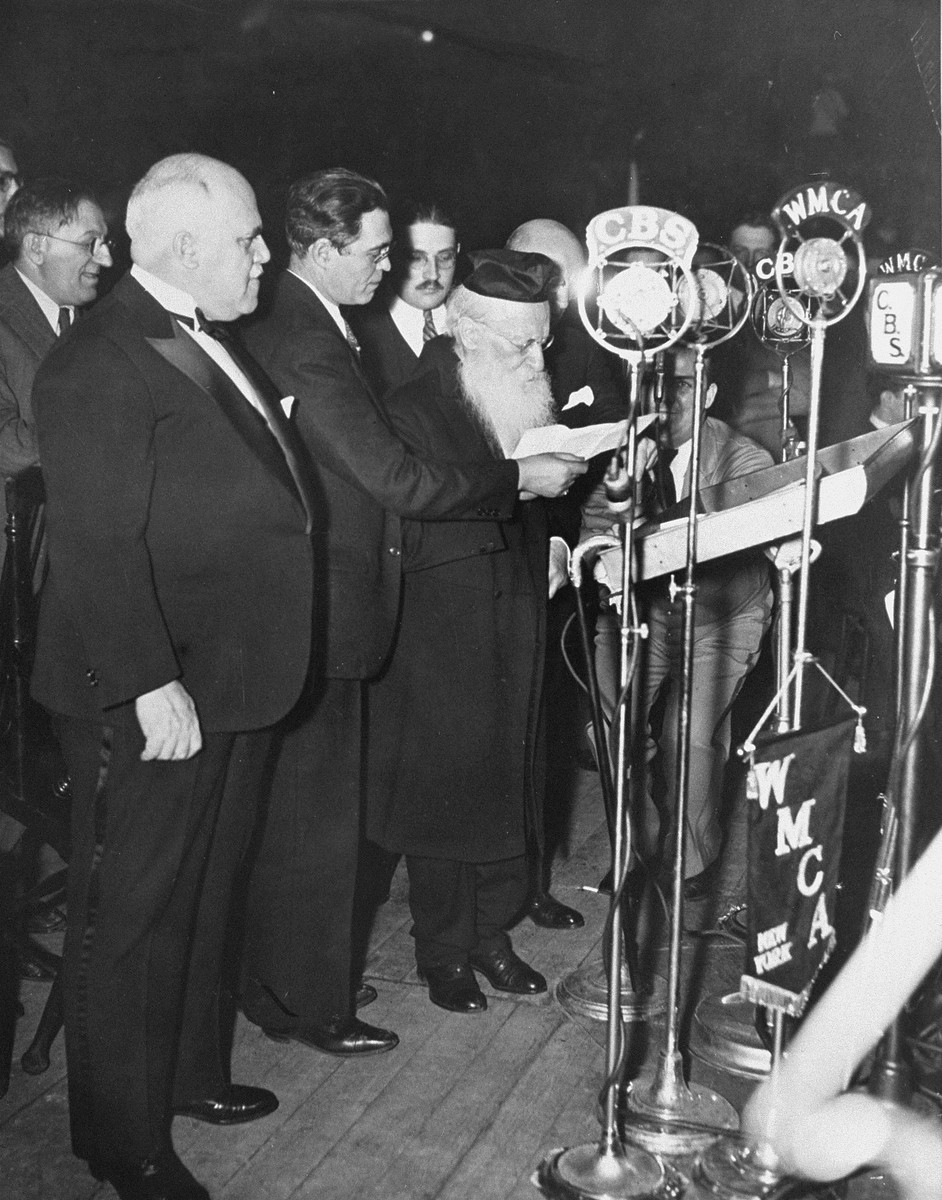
[463, 249, 556, 303]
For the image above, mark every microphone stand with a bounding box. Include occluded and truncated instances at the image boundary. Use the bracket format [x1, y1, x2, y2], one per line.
[860, 377, 942, 1112]
[541, 353, 678, 1200]
[690, 194, 871, 1199]
[619, 344, 739, 1157]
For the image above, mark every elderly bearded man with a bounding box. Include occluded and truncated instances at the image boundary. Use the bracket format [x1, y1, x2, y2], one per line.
[366, 250, 586, 1014]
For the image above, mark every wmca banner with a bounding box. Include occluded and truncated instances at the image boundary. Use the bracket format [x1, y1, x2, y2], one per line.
[740, 718, 856, 1016]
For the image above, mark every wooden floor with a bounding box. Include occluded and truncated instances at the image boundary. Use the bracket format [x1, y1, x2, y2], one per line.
[0, 763, 768, 1200]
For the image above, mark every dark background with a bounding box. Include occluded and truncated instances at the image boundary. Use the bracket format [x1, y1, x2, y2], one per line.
[1, 0, 939, 261]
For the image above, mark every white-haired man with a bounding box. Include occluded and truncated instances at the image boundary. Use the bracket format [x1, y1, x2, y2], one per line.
[366, 250, 586, 1014]
[31, 154, 316, 1200]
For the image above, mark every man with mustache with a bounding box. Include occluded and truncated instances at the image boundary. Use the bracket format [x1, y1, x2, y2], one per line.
[352, 199, 459, 397]
[240, 174, 582, 1054]
[366, 250, 585, 1014]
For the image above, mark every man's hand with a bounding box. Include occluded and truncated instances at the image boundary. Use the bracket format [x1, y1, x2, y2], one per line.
[517, 452, 588, 500]
[135, 681, 203, 761]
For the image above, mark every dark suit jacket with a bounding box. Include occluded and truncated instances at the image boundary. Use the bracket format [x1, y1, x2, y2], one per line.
[348, 301, 422, 399]
[0, 264, 57, 569]
[547, 309, 628, 429]
[242, 270, 520, 681]
[31, 273, 315, 732]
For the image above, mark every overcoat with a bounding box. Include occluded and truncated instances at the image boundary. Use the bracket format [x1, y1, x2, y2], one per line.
[367, 340, 548, 862]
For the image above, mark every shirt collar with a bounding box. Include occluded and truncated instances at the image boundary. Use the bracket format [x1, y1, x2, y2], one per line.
[130, 264, 200, 322]
[15, 268, 69, 333]
[389, 293, 445, 334]
[287, 269, 347, 338]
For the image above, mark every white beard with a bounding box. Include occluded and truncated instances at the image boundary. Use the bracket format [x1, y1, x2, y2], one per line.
[456, 352, 556, 457]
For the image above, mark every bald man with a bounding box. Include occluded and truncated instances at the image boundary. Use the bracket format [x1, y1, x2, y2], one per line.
[506, 218, 627, 429]
[505, 219, 629, 929]
[32, 153, 316, 1199]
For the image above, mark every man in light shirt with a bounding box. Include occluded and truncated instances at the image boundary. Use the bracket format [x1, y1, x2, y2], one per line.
[31, 152, 316, 1200]
[0, 178, 112, 574]
[352, 198, 459, 397]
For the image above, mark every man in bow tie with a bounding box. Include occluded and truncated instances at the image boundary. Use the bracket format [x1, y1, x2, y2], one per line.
[31, 153, 316, 1200]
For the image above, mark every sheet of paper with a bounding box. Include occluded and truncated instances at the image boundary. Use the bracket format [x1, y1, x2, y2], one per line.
[512, 414, 655, 460]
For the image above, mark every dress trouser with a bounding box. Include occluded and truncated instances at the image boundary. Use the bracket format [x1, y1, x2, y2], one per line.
[406, 853, 530, 971]
[241, 678, 361, 1033]
[633, 603, 770, 877]
[57, 717, 269, 1167]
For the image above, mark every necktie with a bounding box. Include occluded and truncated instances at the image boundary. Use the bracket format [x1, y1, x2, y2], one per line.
[652, 446, 678, 511]
[343, 319, 361, 357]
[57, 307, 73, 336]
[422, 309, 437, 343]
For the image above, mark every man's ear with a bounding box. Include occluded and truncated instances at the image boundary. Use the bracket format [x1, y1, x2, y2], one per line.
[21, 232, 46, 267]
[455, 315, 481, 352]
[704, 381, 718, 411]
[173, 229, 199, 270]
[310, 237, 334, 269]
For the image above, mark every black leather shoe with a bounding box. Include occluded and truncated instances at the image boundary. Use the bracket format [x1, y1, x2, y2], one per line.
[417, 962, 487, 1013]
[469, 946, 547, 995]
[526, 891, 585, 929]
[356, 982, 378, 1010]
[263, 1015, 398, 1056]
[88, 1151, 209, 1199]
[172, 1083, 278, 1125]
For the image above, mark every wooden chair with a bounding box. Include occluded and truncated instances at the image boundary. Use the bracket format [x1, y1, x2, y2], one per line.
[0, 468, 70, 1095]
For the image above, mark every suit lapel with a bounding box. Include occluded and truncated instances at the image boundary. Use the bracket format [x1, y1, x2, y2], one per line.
[146, 322, 315, 531]
[0, 267, 57, 361]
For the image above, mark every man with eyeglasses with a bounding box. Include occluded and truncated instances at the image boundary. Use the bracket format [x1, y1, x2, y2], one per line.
[351, 199, 459, 397]
[364, 250, 585, 1014]
[0, 178, 112, 586]
[240, 171, 584, 1054]
[628, 344, 773, 903]
[30, 153, 316, 1200]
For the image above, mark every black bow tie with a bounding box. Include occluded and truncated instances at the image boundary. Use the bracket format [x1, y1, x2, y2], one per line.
[169, 308, 229, 340]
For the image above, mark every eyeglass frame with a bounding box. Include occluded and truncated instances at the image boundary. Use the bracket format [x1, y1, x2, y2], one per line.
[336, 238, 395, 267]
[28, 230, 116, 257]
[475, 318, 554, 356]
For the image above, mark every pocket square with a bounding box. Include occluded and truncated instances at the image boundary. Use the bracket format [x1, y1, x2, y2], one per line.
[562, 386, 594, 411]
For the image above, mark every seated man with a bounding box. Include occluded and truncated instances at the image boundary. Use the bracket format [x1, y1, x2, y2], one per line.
[710, 211, 811, 461]
[595, 346, 773, 900]
[366, 250, 586, 1013]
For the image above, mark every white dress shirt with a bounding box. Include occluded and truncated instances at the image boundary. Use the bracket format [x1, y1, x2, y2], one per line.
[389, 295, 447, 357]
[16, 268, 73, 334]
[130, 265, 265, 415]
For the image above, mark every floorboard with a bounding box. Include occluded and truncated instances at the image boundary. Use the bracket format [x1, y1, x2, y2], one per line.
[0, 756, 809, 1200]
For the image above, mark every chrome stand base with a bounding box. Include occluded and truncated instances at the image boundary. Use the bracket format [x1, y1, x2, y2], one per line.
[689, 992, 772, 1080]
[556, 962, 668, 1024]
[686, 1137, 784, 1198]
[537, 1141, 683, 1200]
[619, 1051, 739, 1156]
